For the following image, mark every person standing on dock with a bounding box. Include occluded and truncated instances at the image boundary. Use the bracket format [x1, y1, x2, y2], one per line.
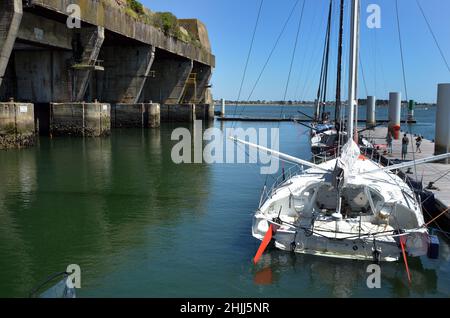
[402, 134, 409, 160]
[386, 131, 393, 155]
[416, 135, 423, 153]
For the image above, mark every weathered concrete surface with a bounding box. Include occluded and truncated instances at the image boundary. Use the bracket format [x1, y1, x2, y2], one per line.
[51, 102, 110, 137]
[73, 26, 105, 101]
[0, 0, 23, 90]
[182, 62, 212, 104]
[32, 0, 215, 67]
[112, 103, 144, 128]
[178, 19, 211, 53]
[142, 57, 193, 105]
[99, 45, 155, 104]
[147, 103, 160, 128]
[17, 12, 72, 49]
[161, 104, 195, 122]
[195, 104, 214, 121]
[14, 50, 73, 102]
[111, 103, 160, 128]
[0, 101, 35, 149]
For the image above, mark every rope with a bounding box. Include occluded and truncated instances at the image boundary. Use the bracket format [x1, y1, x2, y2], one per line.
[424, 206, 450, 227]
[416, 0, 450, 74]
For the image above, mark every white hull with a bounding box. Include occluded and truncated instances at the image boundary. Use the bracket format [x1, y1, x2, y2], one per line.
[253, 142, 429, 263]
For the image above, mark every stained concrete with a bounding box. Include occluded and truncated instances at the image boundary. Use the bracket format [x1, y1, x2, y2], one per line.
[195, 104, 214, 121]
[73, 26, 105, 102]
[50, 102, 110, 137]
[111, 103, 160, 128]
[0, 0, 23, 90]
[14, 50, 73, 103]
[99, 45, 155, 104]
[31, 0, 215, 67]
[142, 57, 193, 105]
[17, 12, 72, 49]
[161, 104, 195, 123]
[0, 101, 35, 149]
[0, 0, 214, 137]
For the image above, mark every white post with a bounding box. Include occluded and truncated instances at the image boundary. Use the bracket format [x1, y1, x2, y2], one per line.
[221, 98, 225, 117]
[366, 96, 376, 128]
[388, 92, 401, 140]
[347, 0, 360, 143]
[436, 84, 450, 163]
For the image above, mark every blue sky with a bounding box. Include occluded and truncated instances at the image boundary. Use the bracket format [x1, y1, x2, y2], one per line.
[144, 0, 450, 103]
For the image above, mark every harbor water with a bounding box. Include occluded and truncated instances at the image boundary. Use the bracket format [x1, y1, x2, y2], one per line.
[0, 106, 448, 298]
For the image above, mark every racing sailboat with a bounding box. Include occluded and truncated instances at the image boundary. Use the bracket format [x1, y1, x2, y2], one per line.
[232, 0, 450, 263]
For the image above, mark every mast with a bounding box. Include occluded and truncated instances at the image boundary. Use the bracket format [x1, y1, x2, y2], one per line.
[347, 0, 360, 142]
[335, 0, 344, 128]
[314, 0, 333, 122]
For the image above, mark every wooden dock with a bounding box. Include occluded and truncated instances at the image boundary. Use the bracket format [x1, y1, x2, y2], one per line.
[361, 127, 450, 228]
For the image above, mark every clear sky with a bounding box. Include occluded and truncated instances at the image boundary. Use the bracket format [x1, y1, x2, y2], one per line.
[143, 0, 450, 103]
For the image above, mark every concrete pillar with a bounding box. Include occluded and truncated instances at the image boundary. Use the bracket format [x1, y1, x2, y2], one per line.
[366, 96, 376, 128]
[161, 104, 195, 122]
[0, 101, 35, 149]
[50, 102, 110, 137]
[98, 45, 155, 104]
[146, 103, 160, 128]
[221, 98, 225, 117]
[195, 104, 215, 121]
[435, 84, 450, 162]
[142, 57, 194, 105]
[111, 103, 160, 128]
[0, 0, 23, 92]
[407, 100, 415, 123]
[388, 92, 402, 140]
[73, 26, 105, 102]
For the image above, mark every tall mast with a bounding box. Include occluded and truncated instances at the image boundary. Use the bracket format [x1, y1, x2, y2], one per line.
[335, 0, 344, 127]
[347, 0, 360, 142]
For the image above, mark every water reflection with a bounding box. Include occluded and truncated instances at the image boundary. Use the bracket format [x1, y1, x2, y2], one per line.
[0, 123, 213, 297]
[252, 239, 448, 298]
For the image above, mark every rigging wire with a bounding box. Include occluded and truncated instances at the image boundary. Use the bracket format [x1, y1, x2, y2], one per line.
[395, 0, 409, 102]
[416, 0, 450, 75]
[395, 0, 420, 188]
[282, 0, 307, 104]
[359, 54, 369, 97]
[244, 0, 301, 104]
[231, 0, 264, 122]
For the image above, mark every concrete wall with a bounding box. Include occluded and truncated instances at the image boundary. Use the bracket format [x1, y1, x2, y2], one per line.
[178, 19, 212, 52]
[161, 104, 195, 122]
[142, 56, 193, 105]
[73, 26, 105, 102]
[111, 103, 160, 128]
[32, 0, 215, 67]
[1, 0, 214, 130]
[195, 104, 214, 121]
[98, 45, 155, 104]
[17, 12, 72, 49]
[0, 101, 35, 149]
[14, 50, 73, 103]
[51, 102, 110, 137]
[0, 0, 23, 90]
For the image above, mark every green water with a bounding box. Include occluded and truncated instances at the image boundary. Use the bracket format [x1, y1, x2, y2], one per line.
[0, 115, 449, 298]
